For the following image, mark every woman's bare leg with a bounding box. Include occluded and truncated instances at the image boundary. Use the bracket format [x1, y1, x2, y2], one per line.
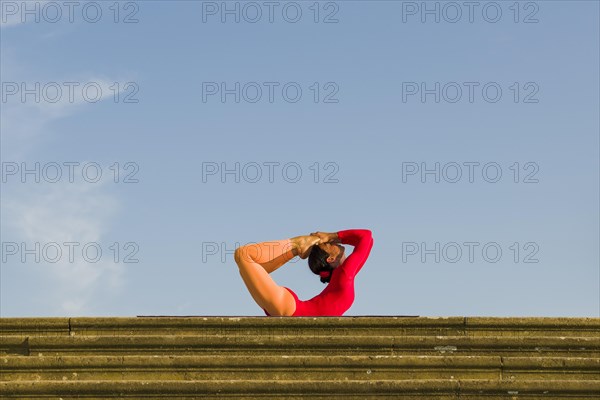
[235, 236, 319, 316]
[244, 240, 296, 274]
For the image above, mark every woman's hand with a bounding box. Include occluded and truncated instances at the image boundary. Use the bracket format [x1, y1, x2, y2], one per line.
[295, 235, 321, 259]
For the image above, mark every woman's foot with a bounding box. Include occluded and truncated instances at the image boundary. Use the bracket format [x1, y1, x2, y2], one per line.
[292, 235, 321, 259]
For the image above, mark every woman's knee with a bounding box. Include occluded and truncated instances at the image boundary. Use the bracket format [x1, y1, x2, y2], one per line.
[234, 246, 244, 266]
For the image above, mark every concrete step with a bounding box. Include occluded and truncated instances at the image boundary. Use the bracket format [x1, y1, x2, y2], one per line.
[2, 334, 597, 357]
[1, 316, 598, 399]
[2, 316, 599, 337]
[1, 355, 598, 381]
[1, 379, 599, 399]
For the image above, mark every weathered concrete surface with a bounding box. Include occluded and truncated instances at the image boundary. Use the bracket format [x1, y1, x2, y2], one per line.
[2, 355, 599, 382]
[1, 316, 598, 398]
[1, 334, 597, 357]
[2, 316, 598, 336]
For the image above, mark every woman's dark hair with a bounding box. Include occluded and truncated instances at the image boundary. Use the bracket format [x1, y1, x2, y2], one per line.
[308, 245, 333, 284]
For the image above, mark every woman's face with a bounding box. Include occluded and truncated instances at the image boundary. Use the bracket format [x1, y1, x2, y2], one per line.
[318, 243, 345, 267]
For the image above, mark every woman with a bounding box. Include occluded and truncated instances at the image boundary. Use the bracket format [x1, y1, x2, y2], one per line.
[234, 229, 373, 316]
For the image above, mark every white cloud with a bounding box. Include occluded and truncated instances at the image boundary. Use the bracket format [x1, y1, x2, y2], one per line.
[1, 44, 134, 315]
[3, 180, 123, 314]
[2, 77, 133, 157]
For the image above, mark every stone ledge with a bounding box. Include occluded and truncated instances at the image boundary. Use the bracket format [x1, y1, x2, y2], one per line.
[3, 354, 598, 370]
[2, 317, 597, 398]
[1, 379, 599, 396]
[2, 355, 597, 382]
[2, 316, 598, 337]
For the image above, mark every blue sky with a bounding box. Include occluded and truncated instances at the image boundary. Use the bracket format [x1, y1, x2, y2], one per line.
[1, 0, 598, 317]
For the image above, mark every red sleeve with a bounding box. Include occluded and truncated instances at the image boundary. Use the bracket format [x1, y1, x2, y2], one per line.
[336, 229, 373, 279]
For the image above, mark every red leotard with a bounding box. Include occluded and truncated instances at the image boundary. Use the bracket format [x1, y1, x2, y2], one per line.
[263, 229, 373, 317]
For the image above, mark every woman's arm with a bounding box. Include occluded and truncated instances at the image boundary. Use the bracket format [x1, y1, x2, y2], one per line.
[336, 229, 373, 279]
